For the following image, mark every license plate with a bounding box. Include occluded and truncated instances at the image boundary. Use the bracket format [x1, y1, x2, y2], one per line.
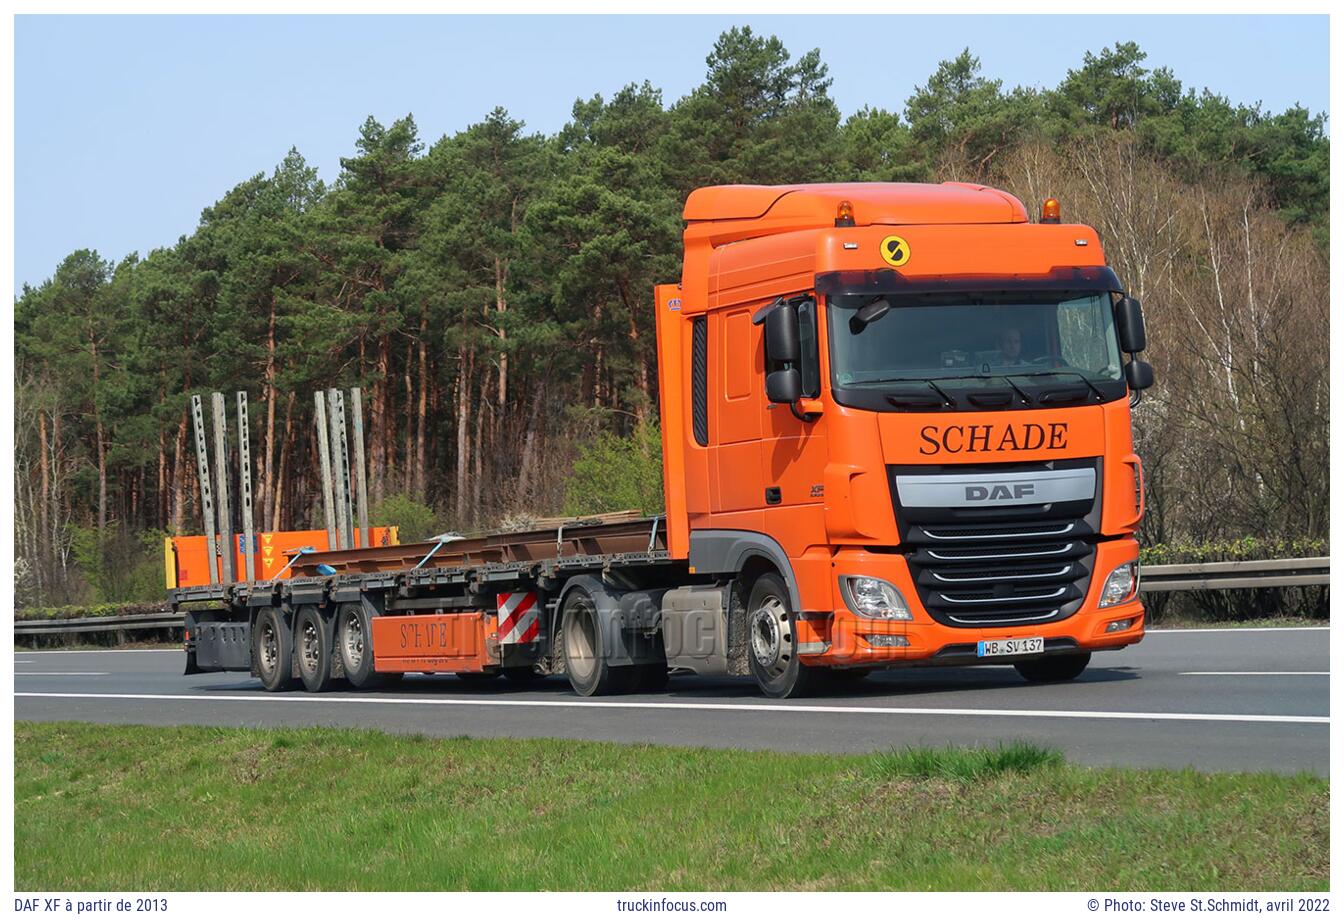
[977, 637, 1044, 658]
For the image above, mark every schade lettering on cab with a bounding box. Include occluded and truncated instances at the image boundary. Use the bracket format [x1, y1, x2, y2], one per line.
[919, 422, 1068, 455]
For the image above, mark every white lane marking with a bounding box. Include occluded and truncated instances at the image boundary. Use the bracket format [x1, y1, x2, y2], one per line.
[14, 672, 109, 677]
[13, 691, 1328, 726]
[1181, 671, 1329, 676]
[1149, 626, 1329, 633]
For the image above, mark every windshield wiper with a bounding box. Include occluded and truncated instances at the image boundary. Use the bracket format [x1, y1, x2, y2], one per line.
[1009, 370, 1107, 402]
[869, 377, 956, 407]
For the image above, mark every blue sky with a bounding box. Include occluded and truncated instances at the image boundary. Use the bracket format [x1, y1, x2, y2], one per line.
[14, 14, 1329, 294]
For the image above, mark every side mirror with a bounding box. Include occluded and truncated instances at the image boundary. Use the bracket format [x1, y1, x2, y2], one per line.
[766, 368, 802, 404]
[763, 302, 800, 363]
[1125, 359, 1154, 391]
[1115, 296, 1147, 353]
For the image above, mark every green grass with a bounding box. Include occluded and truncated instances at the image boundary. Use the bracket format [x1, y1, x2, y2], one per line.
[14, 722, 1327, 892]
[871, 740, 1064, 781]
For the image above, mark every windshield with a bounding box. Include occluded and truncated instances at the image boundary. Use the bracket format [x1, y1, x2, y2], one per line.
[828, 291, 1123, 388]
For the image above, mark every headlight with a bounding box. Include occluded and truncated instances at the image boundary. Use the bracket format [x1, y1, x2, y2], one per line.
[1098, 562, 1139, 607]
[840, 576, 913, 620]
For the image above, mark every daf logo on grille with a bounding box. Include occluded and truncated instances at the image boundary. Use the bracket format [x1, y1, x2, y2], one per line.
[966, 483, 1036, 502]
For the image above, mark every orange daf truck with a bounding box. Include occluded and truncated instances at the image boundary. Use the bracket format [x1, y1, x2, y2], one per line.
[177, 181, 1153, 698]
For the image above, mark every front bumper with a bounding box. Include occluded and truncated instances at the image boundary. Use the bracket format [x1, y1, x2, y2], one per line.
[801, 538, 1144, 667]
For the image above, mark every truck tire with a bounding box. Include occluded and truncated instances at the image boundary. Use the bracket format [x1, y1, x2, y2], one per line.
[336, 602, 383, 690]
[254, 606, 297, 692]
[295, 605, 333, 692]
[746, 573, 827, 699]
[1015, 652, 1091, 683]
[560, 586, 627, 696]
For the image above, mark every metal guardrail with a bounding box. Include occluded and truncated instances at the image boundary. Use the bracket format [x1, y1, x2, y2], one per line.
[10, 557, 1329, 636]
[14, 610, 181, 636]
[1140, 556, 1329, 593]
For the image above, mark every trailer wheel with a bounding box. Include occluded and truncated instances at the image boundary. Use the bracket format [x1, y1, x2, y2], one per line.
[560, 587, 623, 696]
[254, 607, 297, 692]
[295, 605, 333, 692]
[1014, 653, 1091, 683]
[746, 573, 826, 699]
[337, 602, 383, 690]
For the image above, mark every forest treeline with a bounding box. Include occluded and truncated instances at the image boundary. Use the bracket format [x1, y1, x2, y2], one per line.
[14, 29, 1329, 606]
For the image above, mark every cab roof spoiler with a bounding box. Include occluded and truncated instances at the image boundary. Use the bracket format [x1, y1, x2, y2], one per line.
[815, 265, 1124, 297]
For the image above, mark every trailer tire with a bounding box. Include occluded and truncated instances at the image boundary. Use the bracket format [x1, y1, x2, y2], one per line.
[337, 602, 383, 690]
[560, 586, 626, 696]
[295, 605, 334, 692]
[254, 607, 297, 692]
[746, 573, 826, 699]
[1015, 652, 1091, 683]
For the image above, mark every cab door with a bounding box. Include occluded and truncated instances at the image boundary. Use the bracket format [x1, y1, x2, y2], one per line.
[760, 297, 828, 520]
[710, 307, 764, 513]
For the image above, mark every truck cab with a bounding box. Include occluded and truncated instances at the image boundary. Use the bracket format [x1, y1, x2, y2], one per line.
[655, 182, 1152, 697]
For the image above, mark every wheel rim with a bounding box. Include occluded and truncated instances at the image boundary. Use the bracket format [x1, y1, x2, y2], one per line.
[259, 618, 279, 677]
[300, 618, 320, 674]
[750, 595, 791, 678]
[342, 611, 364, 670]
[564, 599, 597, 683]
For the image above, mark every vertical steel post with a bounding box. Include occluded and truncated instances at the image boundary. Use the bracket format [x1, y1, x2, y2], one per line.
[314, 392, 337, 551]
[326, 388, 350, 550]
[350, 387, 371, 548]
[210, 392, 234, 583]
[190, 395, 219, 584]
[334, 389, 355, 550]
[236, 392, 255, 582]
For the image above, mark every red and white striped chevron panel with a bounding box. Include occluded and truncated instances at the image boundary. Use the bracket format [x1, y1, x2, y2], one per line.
[496, 591, 540, 645]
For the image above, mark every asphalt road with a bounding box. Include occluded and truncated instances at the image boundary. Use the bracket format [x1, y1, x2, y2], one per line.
[14, 628, 1329, 775]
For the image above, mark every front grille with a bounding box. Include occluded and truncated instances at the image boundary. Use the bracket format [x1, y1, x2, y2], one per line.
[905, 522, 1095, 628]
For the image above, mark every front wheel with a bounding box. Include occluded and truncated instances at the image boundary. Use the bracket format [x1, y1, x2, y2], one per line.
[746, 573, 826, 699]
[1014, 652, 1091, 683]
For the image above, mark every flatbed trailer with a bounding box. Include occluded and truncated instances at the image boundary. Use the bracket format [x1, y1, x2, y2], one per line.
[182, 181, 1154, 698]
[179, 514, 701, 694]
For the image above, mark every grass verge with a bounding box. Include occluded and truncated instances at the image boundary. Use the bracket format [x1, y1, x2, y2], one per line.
[14, 722, 1327, 891]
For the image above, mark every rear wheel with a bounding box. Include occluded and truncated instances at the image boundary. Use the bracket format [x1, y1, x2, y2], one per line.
[295, 605, 333, 692]
[337, 602, 383, 689]
[560, 587, 627, 696]
[1015, 652, 1091, 683]
[254, 606, 297, 692]
[746, 573, 826, 699]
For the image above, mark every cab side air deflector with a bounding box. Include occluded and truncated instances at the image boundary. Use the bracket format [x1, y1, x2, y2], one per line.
[687, 530, 802, 610]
